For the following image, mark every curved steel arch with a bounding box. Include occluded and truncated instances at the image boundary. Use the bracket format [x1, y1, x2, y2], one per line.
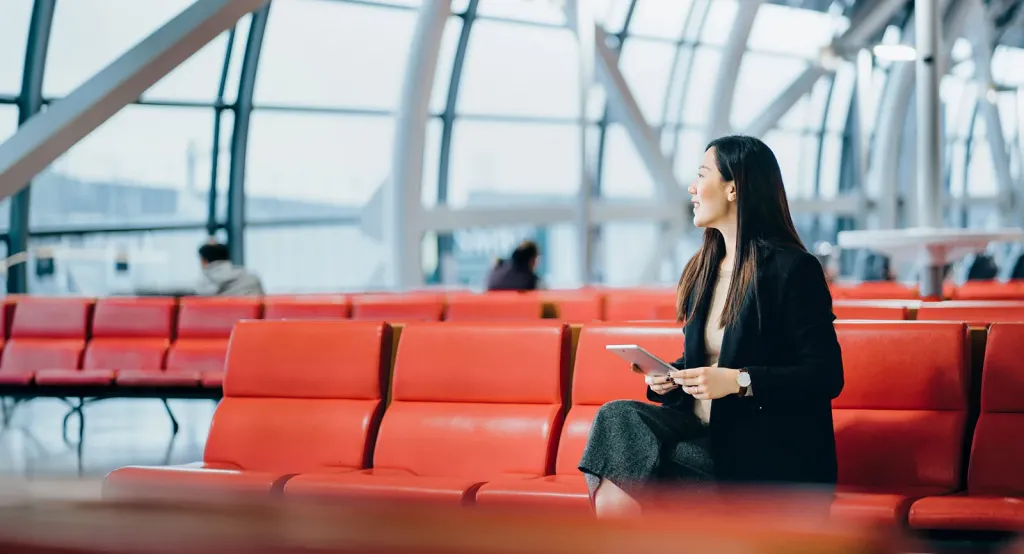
[8, 0, 55, 294]
[226, 2, 270, 264]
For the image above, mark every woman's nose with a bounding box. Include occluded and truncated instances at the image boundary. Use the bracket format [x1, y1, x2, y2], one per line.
[687, 182, 697, 195]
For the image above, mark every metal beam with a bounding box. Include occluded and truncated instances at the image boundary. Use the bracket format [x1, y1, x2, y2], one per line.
[0, 0, 268, 200]
[743, 65, 829, 137]
[594, 25, 683, 201]
[208, 25, 236, 237]
[915, 0, 943, 230]
[226, 3, 269, 265]
[706, 0, 763, 139]
[387, 0, 449, 289]
[8, 0, 55, 294]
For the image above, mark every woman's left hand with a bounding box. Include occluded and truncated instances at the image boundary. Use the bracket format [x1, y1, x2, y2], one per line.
[670, 366, 741, 400]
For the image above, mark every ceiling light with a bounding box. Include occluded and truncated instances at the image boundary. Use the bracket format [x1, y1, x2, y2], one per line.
[872, 44, 917, 61]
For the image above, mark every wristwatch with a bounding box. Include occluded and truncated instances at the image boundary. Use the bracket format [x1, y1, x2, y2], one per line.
[736, 369, 751, 396]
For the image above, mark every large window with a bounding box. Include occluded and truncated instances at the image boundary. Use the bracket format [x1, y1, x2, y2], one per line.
[0, 0, 32, 98]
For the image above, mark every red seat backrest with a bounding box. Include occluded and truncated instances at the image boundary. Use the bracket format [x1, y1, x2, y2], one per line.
[953, 281, 1024, 301]
[966, 323, 1024, 495]
[830, 282, 919, 300]
[373, 322, 569, 479]
[2, 298, 93, 373]
[832, 322, 968, 492]
[262, 296, 351, 320]
[84, 298, 175, 371]
[832, 301, 910, 321]
[350, 294, 444, 322]
[0, 297, 17, 340]
[541, 291, 603, 321]
[166, 340, 230, 374]
[177, 297, 262, 339]
[917, 301, 1024, 325]
[556, 323, 683, 476]
[603, 290, 676, 321]
[204, 320, 392, 474]
[444, 293, 543, 322]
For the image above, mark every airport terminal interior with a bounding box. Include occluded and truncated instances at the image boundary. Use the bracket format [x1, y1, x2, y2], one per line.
[4, 0, 1024, 552]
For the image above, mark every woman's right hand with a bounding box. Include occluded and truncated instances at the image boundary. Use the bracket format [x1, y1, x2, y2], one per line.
[644, 371, 679, 395]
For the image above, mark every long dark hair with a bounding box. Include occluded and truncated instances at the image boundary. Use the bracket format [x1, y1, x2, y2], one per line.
[676, 136, 805, 326]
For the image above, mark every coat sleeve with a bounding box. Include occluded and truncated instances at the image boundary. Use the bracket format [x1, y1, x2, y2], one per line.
[743, 253, 844, 403]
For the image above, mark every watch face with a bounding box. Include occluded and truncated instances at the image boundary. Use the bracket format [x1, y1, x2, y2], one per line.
[738, 372, 752, 387]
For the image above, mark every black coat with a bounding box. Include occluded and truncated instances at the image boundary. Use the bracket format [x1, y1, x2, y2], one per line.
[649, 244, 844, 486]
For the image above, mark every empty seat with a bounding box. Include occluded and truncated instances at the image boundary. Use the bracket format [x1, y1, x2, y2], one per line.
[832, 301, 910, 321]
[541, 290, 603, 321]
[164, 297, 261, 388]
[0, 298, 93, 386]
[830, 282, 919, 300]
[909, 323, 1024, 531]
[38, 298, 175, 387]
[830, 322, 969, 526]
[476, 322, 683, 511]
[953, 281, 1024, 301]
[917, 301, 1024, 325]
[104, 320, 393, 497]
[262, 296, 351, 320]
[444, 293, 543, 322]
[603, 289, 676, 321]
[285, 322, 570, 503]
[350, 294, 444, 322]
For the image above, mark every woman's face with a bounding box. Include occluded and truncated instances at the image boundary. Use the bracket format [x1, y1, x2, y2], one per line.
[688, 147, 737, 229]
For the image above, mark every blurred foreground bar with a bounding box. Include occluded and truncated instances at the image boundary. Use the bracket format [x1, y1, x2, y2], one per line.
[0, 481, 915, 554]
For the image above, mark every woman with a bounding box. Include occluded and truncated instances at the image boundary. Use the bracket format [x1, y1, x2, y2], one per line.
[486, 240, 542, 291]
[578, 135, 844, 516]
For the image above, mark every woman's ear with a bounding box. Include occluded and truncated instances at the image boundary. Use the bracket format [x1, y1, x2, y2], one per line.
[726, 182, 738, 202]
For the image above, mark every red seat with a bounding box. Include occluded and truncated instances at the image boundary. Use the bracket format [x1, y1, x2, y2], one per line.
[953, 281, 1024, 301]
[262, 296, 351, 320]
[104, 320, 393, 497]
[444, 293, 543, 322]
[830, 282, 919, 300]
[830, 322, 969, 526]
[0, 298, 93, 386]
[476, 322, 683, 511]
[350, 294, 445, 322]
[37, 298, 175, 387]
[153, 297, 261, 388]
[917, 301, 1024, 325]
[286, 322, 570, 504]
[602, 289, 676, 321]
[541, 291, 603, 321]
[909, 323, 1024, 531]
[832, 300, 910, 321]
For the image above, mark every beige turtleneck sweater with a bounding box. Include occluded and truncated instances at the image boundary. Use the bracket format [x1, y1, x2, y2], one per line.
[695, 268, 732, 425]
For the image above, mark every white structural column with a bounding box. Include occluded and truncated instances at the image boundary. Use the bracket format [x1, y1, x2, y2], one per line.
[706, 0, 763, 139]
[0, 0, 267, 199]
[565, 0, 597, 284]
[965, 0, 1015, 224]
[916, 0, 946, 295]
[387, 0, 449, 289]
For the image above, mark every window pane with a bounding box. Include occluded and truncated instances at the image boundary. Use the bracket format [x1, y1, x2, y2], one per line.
[631, 0, 694, 40]
[680, 47, 721, 126]
[246, 111, 394, 218]
[762, 129, 804, 198]
[700, 0, 738, 47]
[476, 0, 565, 24]
[448, 121, 580, 206]
[748, 5, 842, 59]
[818, 132, 842, 199]
[458, 20, 578, 117]
[967, 139, 997, 197]
[619, 38, 676, 125]
[256, 1, 416, 110]
[222, 15, 252, 104]
[672, 128, 706, 186]
[0, 106, 18, 232]
[246, 224, 384, 293]
[28, 229, 209, 296]
[430, 17, 463, 115]
[45, 0, 194, 97]
[731, 53, 810, 131]
[602, 125, 655, 199]
[993, 46, 1024, 87]
[826, 62, 855, 132]
[0, 0, 31, 96]
[142, 32, 229, 103]
[30, 105, 214, 230]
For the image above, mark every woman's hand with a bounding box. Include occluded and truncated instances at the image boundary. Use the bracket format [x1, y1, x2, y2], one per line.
[670, 366, 740, 400]
[643, 370, 679, 395]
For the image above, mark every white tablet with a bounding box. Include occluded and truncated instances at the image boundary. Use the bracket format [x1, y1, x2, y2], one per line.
[605, 344, 677, 376]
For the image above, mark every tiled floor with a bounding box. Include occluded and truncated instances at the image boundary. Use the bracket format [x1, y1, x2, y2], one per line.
[0, 397, 215, 480]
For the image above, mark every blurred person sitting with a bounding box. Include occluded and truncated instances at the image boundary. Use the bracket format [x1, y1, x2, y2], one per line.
[486, 240, 542, 292]
[196, 242, 264, 296]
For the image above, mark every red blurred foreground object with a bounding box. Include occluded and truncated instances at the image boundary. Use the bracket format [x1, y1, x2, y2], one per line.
[0, 486, 910, 554]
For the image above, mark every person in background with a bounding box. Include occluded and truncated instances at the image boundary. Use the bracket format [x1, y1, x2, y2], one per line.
[486, 240, 542, 291]
[196, 242, 264, 296]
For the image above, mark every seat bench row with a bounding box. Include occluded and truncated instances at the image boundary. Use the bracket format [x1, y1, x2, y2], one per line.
[104, 319, 1024, 533]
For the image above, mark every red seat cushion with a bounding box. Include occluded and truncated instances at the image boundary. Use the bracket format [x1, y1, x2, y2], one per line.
[831, 322, 969, 525]
[285, 469, 482, 503]
[909, 494, 1024, 531]
[0, 339, 84, 383]
[105, 463, 291, 498]
[475, 475, 590, 512]
[202, 371, 224, 388]
[116, 370, 201, 387]
[832, 301, 909, 320]
[917, 301, 1024, 325]
[34, 369, 115, 386]
[0, 371, 33, 385]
